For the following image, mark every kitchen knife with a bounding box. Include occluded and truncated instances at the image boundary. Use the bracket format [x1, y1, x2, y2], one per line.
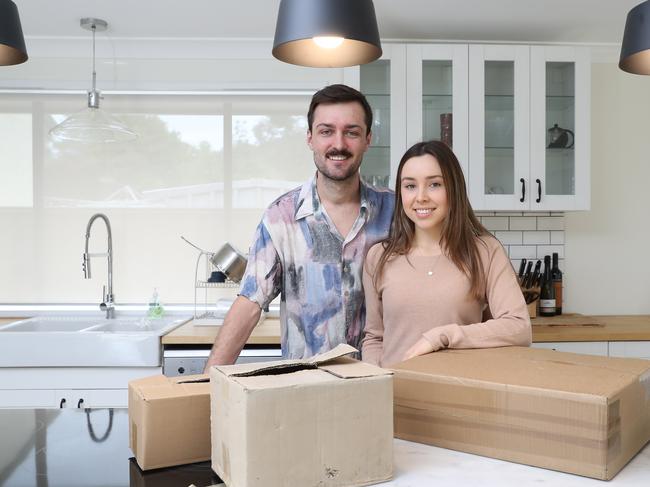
[530, 260, 542, 288]
[522, 261, 533, 287]
[518, 259, 527, 280]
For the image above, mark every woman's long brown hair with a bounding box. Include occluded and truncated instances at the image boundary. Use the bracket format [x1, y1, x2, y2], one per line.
[373, 140, 490, 300]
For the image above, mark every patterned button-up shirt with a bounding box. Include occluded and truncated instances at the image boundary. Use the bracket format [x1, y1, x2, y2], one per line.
[239, 174, 394, 359]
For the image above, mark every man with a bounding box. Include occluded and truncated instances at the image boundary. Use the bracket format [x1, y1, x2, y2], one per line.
[204, 84, 394, 367]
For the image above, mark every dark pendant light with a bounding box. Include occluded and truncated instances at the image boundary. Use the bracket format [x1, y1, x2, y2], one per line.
[620, 0, 650, 74]
[272, 0, 382, 68]
[0, 0, 28, 66]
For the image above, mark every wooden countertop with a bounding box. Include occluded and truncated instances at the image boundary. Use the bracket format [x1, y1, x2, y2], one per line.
[4, 314, 649, 345]
[531, 314, 650, 342]
[162, 318, 281, 345]
[162, 314, 650, 346]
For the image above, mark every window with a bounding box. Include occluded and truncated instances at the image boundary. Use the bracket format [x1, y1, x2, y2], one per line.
[0, 93, 313, 303]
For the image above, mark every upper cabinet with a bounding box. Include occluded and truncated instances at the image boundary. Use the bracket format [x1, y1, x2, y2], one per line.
[358, 43, 591, 211]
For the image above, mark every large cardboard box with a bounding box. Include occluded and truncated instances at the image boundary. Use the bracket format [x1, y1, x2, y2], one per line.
[392, 346, 650, 480]
[210, 344, 393, 487]
[129, 373, 211, 470]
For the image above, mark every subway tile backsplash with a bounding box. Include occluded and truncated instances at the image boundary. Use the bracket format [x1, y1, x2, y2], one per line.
[476, 212, 565, 272]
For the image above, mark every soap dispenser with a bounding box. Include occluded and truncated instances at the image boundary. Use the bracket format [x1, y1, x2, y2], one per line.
[147, 288, 165, 318]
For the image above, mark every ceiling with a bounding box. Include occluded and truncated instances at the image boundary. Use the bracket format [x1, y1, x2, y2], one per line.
[14, 0, 640, 45]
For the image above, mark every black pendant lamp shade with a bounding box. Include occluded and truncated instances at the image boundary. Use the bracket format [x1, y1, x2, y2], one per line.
[620, 0, 650, 74]
[0, 0, 28, 66]
[273, 0, 382, 68]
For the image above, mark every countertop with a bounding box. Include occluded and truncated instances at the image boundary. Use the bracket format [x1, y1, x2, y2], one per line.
[1, 408, 648, 487]
[161, 314, 650, 346]
[4, 314, 650, 346]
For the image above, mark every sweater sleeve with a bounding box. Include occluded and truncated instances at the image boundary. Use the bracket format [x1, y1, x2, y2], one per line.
[422, 238, 532, 351]
[361, 244, 385, 366]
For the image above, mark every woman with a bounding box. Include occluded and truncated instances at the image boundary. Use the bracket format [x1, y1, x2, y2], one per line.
[361, 140, 531, 367]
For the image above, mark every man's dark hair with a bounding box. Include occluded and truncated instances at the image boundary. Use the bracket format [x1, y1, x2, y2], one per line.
[307, 84, 373, 135]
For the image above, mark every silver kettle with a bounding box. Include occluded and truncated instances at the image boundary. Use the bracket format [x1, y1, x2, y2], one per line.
[547, 124, 574, 149]
[210, 243, 247, 283]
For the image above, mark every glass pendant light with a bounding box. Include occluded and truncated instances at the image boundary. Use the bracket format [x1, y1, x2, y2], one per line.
[0, 0, 28, 66]
[272, 0, 382, 68]
[49, 18, 137, 143]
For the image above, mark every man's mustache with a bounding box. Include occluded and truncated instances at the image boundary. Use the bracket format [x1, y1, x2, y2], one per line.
[326, 150, 352, 159]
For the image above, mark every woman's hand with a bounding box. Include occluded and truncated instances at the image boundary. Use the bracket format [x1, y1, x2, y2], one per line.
[403, 337, 435, 361]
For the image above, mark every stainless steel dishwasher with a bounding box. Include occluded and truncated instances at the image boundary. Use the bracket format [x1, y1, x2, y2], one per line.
[163, 344, 282, 376]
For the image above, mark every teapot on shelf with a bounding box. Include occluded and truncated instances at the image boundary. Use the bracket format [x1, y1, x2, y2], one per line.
[547, 123, 574, 149]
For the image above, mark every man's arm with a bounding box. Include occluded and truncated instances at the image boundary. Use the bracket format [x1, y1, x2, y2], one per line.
[204, 295, 263, 370]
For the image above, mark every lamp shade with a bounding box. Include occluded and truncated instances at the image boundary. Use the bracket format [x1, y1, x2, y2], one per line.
[0, 0, 28, 66]
[620, 0, 650, 74]
[272, 0, 382, 68]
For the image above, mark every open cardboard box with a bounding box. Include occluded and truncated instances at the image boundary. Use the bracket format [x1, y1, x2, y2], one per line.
[392, 346, 650, 480]
[129, 373, 211, 471]
[210, 344, 394, 487]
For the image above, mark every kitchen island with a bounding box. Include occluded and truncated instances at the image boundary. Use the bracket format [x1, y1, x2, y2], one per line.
[1, 408, 648, 486]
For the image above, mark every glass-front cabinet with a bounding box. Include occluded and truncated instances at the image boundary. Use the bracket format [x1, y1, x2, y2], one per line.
[406, 45, 469, 176]
[468, 45, 529, 210]
[530, 46, 590, 210]
[359, 44, 406, 188]
[358, 43, 590, 211]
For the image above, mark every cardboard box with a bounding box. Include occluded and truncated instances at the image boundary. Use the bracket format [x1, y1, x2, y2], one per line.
[392, 346, 650, 480]
[129, 373, 211, 471]
[210, 344, 393, 487]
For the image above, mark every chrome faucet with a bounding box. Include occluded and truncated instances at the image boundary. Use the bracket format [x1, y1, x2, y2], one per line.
[82, 213, 115, 319]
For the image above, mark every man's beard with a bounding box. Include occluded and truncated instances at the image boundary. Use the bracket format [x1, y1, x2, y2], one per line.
[315, 149, 362, 182]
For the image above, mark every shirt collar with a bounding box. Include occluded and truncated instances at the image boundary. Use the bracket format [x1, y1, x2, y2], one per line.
[294, 172, 370, 221]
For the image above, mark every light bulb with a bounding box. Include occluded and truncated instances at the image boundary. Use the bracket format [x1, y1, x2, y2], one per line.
[312, 36, 344, 49]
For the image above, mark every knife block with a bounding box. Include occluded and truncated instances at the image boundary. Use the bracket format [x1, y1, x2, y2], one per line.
[520, 285, 539, 319]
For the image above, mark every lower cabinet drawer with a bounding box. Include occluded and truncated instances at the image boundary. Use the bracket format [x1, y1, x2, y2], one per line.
[608, 341, 650, 360]
[531, 341, 609, 356]
[0, 389, 127, 409]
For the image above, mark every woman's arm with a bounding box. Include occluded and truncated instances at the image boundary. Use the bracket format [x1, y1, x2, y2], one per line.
[406, 239, 531, 359]
[361, 246, 385, 366]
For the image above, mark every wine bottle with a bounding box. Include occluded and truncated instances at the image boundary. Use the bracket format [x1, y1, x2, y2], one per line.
[539, 255, 556, 317]
[551, 252, 563, 315]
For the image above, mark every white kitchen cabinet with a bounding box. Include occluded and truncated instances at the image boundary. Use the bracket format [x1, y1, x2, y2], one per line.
[406, 44, 469, 176]
[358, 43, 590, 211]
[531, 341, 608, 356]
[358, 43, 407, 188]
[608, 341, 650, 360]
[0, 366, 159, 409]
[0, 389, 127, 409]
[469, 45, 590, 210]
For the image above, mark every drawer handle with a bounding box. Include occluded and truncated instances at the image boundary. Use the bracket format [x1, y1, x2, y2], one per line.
[59, 398, 66, 408]
[77, 398, 84, 408]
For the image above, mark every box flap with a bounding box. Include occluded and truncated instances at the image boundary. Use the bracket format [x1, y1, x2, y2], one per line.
[213, 343, 358, 378]
[129, 373, 210, 400]
[319, 356, 393, 379]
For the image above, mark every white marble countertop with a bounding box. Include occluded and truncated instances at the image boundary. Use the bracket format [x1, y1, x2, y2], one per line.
[384, 438, 650, 486]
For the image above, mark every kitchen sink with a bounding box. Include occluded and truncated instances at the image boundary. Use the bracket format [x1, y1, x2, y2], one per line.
[0, 315, 191, 367]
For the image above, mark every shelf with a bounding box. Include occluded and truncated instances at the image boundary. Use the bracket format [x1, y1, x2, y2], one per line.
[196, 280, 239, 289]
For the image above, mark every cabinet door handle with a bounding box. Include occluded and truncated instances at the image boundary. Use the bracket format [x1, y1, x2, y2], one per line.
[59, 398, 66, 408]
[519, 178, 526, 203]
[536, 179, 542, 203]
[77, 398, 84, 408]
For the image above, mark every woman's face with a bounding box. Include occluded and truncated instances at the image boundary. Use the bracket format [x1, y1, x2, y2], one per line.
[400, 154, 448, 238]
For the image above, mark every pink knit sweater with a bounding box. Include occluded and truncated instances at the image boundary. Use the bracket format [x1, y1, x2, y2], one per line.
[361, 236, 532, 367]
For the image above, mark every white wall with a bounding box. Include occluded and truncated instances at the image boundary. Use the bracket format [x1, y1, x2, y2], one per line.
[564, 63, 650, 314]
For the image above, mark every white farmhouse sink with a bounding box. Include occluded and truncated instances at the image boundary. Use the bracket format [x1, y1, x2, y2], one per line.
[0, 315, 191, 367]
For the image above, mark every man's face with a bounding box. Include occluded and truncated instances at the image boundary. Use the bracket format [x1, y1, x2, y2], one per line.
[307, 101, 371, 182]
